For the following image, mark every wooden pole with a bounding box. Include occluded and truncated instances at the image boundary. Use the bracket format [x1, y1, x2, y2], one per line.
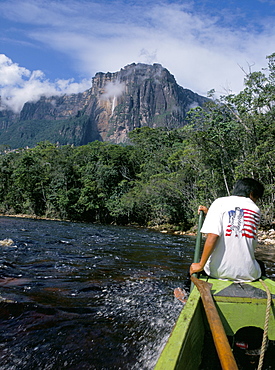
[190, 210, 204, 291]
[191, 276, 238, 370]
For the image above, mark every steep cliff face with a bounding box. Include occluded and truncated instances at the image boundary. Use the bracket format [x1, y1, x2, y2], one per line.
[89, 63, 207, 143]
[0, 63, 208, 148]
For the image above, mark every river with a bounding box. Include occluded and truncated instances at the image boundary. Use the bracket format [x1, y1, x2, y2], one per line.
[0, 216, 274, 370]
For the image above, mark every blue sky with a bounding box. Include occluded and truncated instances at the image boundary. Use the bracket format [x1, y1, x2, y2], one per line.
[0, 0, 275, 112]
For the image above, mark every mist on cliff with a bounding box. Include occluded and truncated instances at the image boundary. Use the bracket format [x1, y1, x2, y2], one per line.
[101, 81, 125, 100]
[100, 81, 126, 115]
[0, 54, 91, 113]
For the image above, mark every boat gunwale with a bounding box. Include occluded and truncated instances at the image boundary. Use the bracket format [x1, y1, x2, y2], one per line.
[154, 287, 206, 370]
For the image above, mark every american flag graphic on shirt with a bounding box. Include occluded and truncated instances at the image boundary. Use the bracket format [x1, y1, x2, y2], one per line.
[225, 207, 260, 239]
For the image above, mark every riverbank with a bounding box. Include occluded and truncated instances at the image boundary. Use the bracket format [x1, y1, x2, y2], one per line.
[141, 224, 275, 248]
[0, 213, 68, 222]
[257, 229, 275, 247]
[158, 225, 275, 248]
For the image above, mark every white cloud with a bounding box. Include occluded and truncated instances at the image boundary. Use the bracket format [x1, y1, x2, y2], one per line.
[0, 54, 91, 113]
[20, 1, 273, 93]
[0, 54, 30, 85]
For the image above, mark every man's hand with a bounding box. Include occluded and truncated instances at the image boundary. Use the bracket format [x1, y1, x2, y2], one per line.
[198, 205, 208, 214]
[190, 262, 204, 275]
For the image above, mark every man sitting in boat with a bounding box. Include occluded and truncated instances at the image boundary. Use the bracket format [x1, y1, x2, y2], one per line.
[190, 178, 265, 282]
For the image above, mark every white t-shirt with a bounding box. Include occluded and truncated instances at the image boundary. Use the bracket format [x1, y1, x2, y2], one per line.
[201, 195, 261, 282]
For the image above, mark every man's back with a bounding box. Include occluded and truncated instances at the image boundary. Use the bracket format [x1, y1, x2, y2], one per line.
[201, 195, 261, 281]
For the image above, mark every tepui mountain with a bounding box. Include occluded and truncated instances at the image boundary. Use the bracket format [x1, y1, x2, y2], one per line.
[0, 63, 209, 149]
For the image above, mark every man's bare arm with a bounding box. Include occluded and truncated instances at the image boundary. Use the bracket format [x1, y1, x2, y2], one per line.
[189, 233, 219, 275]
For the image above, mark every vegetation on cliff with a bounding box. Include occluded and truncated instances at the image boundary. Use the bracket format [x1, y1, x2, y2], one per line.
[0, 54, 274, 228]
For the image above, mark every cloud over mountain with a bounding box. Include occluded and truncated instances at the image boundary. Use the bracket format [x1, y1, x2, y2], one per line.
[0, 54, 91, 113]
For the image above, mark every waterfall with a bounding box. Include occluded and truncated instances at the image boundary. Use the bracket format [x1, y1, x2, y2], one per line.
[111, 95, 117, 115]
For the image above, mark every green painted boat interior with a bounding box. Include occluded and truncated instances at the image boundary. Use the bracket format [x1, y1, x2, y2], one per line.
[154, 277, 275, 370]
[209, 277, 275, 340]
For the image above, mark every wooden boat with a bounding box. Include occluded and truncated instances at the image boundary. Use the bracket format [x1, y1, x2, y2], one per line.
[155, 212, 275, 369]
[154, 275, 275, 369]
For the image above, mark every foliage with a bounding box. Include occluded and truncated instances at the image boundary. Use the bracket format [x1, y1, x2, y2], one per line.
[0, 54, 274, 228]
[0, 116, 93, 149]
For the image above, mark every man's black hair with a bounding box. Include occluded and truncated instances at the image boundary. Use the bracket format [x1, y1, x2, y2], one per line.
[232, 178, 264, 199]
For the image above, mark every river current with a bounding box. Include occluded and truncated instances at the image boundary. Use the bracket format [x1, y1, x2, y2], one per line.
[0, 216, 274, 370]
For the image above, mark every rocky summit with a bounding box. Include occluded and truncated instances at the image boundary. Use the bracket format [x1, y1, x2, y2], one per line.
[0, 63, 208, 149]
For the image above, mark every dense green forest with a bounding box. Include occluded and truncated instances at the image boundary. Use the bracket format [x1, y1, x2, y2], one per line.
[0, 54, 274, 229]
